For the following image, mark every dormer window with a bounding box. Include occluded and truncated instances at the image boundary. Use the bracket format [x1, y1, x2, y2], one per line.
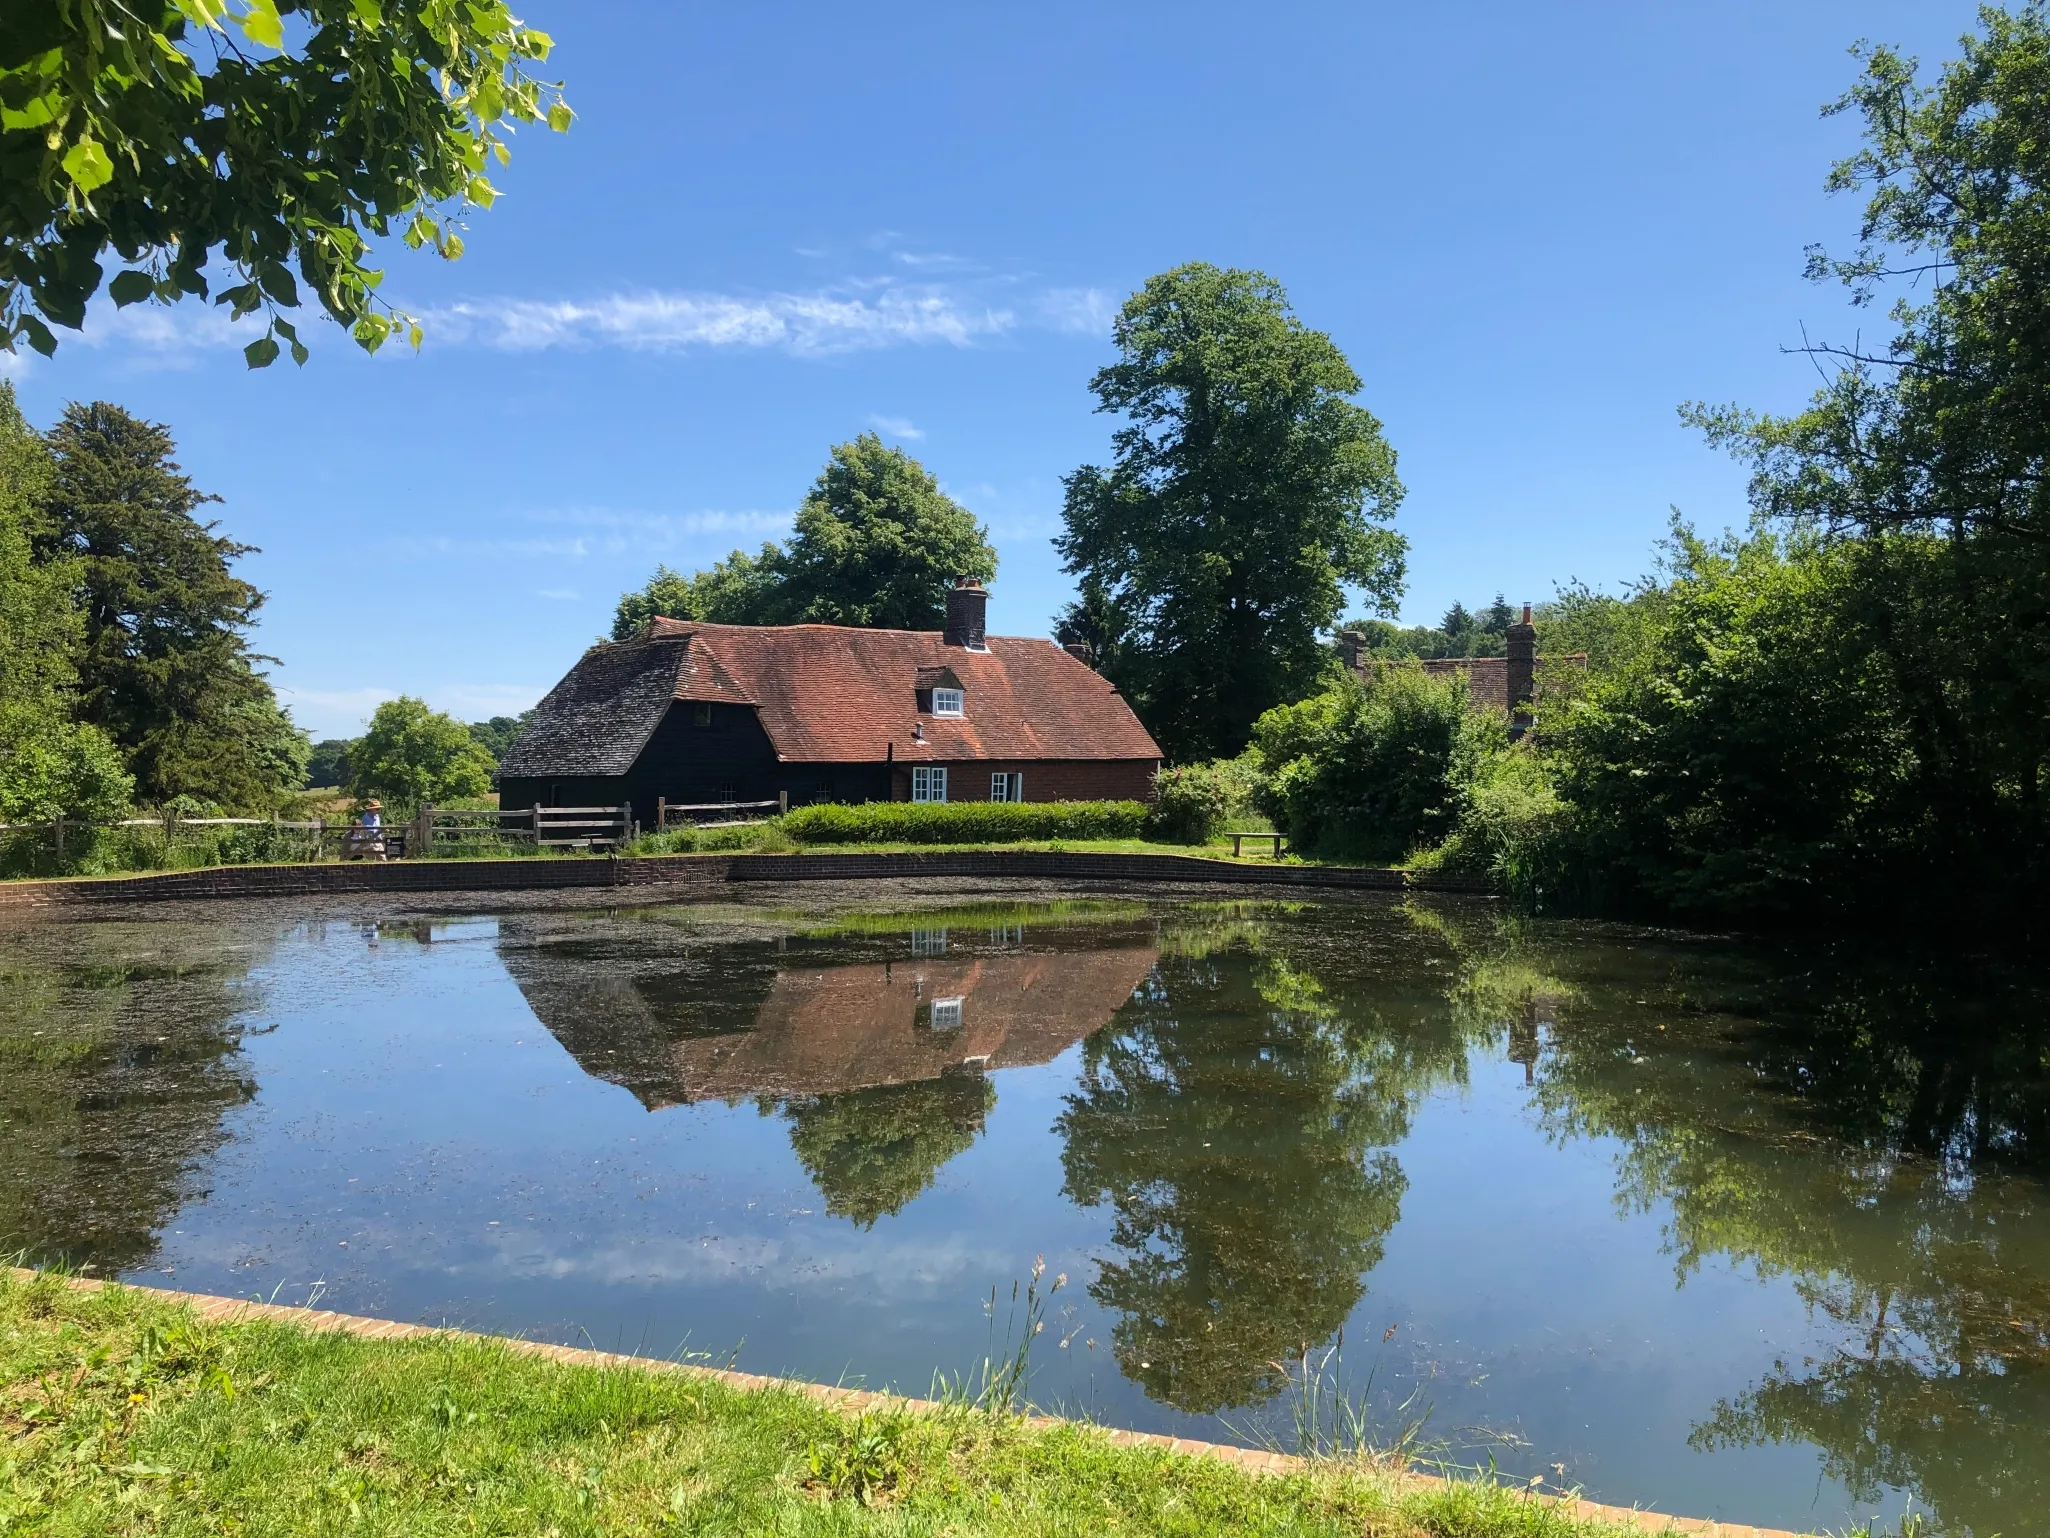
[932, 687, 965, 717]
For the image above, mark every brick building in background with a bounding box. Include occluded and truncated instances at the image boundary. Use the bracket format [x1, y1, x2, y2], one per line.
[1339, 606, 1587, 736]
[498, 580, 1162, 815]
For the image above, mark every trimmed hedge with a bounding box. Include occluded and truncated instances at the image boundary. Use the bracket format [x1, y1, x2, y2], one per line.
[782, 799, 1150, 845]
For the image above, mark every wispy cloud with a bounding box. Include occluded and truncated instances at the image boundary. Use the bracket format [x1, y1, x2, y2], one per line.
[866, 413, 925, 440]
[1037, 287, 1119, 336]
[425, 287, 1013, 356]
[277, 681, 543, 735]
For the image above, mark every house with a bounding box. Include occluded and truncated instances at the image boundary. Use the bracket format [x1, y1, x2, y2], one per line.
[1339, 605, 1586, 730]
[497, 580, 1162, 816]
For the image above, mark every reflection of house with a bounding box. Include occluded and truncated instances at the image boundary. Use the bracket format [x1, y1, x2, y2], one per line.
[669, 948, 1158, 1106]
[498, 925, 1158, 1111]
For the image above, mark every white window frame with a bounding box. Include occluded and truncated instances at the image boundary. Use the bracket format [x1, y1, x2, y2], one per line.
[990, 771, 1023, 803]
[912, 765, 949, 803]
[928, 997, 964, 1030]
[931, 687, 965, 717]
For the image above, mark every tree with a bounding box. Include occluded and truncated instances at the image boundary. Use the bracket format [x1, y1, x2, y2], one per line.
[348, 695, 493, 809]
[465, 712, 532, 763]
[610, 434, 996, 637]
[1684, 7, 2050, 917]
[779, 1076, 996, 1228]
[1057, 263, 1407, 762]
[0, 1, 570, 367]
[304, 737, 355, 790]
[0, 383, 131, 821]
[40, 400, 303, 809]
[610, 547, 784, 638]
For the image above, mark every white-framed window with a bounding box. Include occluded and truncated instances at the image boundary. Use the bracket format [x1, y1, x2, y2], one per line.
[990, 772, 1023, 802]
[931, 687, 964, 717]
[912, 765, 949, 802]
[928, 997, 964, 1030]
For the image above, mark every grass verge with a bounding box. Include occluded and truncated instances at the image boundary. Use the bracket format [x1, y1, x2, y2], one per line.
[2, 1269, 1664, 1537]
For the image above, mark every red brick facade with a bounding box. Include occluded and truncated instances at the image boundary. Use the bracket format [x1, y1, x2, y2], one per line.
[886, 757, 1159, 804]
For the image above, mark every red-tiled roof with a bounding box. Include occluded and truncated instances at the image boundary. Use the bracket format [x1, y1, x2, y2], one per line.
[503, 620, 1161, 776]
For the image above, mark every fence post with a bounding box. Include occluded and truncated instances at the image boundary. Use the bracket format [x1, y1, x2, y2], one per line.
[315, 817, 325, 862]
[533, 804, 544, 849]
[779, 790, 788, 816]
[414, 804, 433, 859]
[657, 796, 666, 832]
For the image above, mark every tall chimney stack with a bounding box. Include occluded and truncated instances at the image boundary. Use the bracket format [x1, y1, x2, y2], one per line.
[1506, 602, 1537, 738]
[944, 576, 988, 650]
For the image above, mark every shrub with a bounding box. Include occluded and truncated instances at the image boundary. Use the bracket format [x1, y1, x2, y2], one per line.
[1148, 756, 1262, 844]
[781, 800, 1149, 846]
[1410, 743, 1569, 900]
[1250, 669, 1500, 863]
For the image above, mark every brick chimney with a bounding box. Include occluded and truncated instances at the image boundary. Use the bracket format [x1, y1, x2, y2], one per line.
[1507, 602, 1537, 736]
[945, 577, 988, 650]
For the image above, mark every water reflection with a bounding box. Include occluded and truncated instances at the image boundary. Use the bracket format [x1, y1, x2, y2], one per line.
[4, 898, 2049, 1533]
[0, 921, 270, 1271]
[498, 908, 1157, 1225]
[1433, 912, 2050, 1535]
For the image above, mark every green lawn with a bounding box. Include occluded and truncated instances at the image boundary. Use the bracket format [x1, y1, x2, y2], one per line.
[1, 1269, 1661, 1537]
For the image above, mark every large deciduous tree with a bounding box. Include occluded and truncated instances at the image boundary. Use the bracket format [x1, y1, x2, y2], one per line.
[347, 695, 493, 810]
[1684, 5, 2050, 914]
[41, 401, 304, 808]
[1057, 264, 1406, 762]
[611, 434, 996, 638]
[0, 0, 570, 367]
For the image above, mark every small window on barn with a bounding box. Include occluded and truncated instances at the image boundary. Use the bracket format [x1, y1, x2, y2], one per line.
[931, 687, 964, 717]
[694, 702, 713, 727]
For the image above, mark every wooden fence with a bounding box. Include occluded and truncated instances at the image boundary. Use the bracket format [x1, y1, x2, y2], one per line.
[0, 804, 642, 862]
[655, 795, 784, 831]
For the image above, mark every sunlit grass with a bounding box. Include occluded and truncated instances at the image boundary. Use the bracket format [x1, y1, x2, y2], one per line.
[2, 1268, 1678, 1537]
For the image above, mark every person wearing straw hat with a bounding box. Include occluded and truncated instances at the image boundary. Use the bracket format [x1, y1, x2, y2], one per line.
[343, 799, 387, 861]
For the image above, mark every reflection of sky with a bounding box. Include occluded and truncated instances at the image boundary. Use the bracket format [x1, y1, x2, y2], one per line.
[127, 912, 1923, 1533]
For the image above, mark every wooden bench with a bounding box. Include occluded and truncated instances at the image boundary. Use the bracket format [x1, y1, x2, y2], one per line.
[1228, 831, 1287, 860]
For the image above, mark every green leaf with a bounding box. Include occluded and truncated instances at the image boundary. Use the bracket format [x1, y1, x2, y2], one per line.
[546, 101, 573, 133]
[17, 316, 58, 357]
[349, 0, 383, 24]
[173, 0, 232, 27]
[244, 336, 281, 368]
[62, 138, 114, 192]
[108, 270, 156, 308]
[289, 337, 310, 366]
[466, 176, 497, 209]
[238, 0, 284, 49]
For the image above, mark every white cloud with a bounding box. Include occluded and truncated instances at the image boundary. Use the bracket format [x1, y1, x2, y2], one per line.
[1036, 287, 1119, 336]
[425, 287, 1014, 356]
[866, 413, 925, 440]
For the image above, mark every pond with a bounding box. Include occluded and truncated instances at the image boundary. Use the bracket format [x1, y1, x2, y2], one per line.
[3, 893, 2046, 1536]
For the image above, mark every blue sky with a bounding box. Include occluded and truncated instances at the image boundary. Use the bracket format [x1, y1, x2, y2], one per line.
[4, 0, 1982, 740]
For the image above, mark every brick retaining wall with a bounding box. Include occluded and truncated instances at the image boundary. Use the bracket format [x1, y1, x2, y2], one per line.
[0, 850, 1495, 907]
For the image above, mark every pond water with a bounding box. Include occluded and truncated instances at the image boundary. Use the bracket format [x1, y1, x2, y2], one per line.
[3, 894, 2046, 1536]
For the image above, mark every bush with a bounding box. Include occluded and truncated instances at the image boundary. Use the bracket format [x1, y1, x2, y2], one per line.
[1250, 669, 1500, 863]
[1410, 743, 1569, 899]
[781, 800, 1149, 846]
[1147, 756, 1262, 844]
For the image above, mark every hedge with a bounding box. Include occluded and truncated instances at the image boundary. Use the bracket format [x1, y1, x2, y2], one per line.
[781, 799, 1151, 845]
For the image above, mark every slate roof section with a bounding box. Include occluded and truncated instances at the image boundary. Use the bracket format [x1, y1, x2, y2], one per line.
[498, 636, 689, 777]
[500, 620, 1162, 775]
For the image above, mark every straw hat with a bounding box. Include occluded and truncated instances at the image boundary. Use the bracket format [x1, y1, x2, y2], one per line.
[364, 799, 383, 810]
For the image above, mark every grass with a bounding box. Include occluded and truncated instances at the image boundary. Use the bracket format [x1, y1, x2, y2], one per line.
[0, 1268, 1661, 1538]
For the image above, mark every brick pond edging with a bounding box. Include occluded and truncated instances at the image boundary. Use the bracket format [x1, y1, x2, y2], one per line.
[0, 850, 1497, 907]
[18, 1271, 1805, 1538]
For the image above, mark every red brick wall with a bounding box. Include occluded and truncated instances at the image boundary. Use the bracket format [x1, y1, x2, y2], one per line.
[887, 758, 1158, 804]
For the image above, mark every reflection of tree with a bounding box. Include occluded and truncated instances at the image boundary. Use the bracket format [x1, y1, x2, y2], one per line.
[1433, 908, 2050, 1537]
[779, 1075, 997, 1227]
[0, 922, 263, 1272]
[1059, 923, 1475, 1415]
